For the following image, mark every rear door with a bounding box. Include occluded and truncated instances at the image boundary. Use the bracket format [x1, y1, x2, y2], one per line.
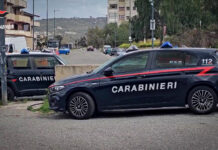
[148, 50, 200, 106]
[7, 55, 37, 96]
[32, 55, 62, 89]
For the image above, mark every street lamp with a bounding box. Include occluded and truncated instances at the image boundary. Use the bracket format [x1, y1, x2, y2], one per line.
[33, 0, 35, 50]
[129, 0, 132, 44]
[54, 9, 60, 39]
[149, 0, 155, 48]
[46, 0, 49, 42]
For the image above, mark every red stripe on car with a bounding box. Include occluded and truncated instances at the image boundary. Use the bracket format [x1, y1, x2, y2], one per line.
[59, 66, 215, 87]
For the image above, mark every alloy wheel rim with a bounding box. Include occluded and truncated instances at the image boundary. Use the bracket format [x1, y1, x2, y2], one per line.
[191, 90, 214, 112]
[69, 96, 88, 117]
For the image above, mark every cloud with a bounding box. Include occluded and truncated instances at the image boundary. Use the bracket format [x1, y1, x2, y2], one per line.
[26, 0, 107, 19]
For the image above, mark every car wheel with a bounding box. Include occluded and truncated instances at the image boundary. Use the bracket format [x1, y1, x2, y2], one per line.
[0, 86, 15, 101]
[67, 92, 95, 119]
[188, 86, 217, 114]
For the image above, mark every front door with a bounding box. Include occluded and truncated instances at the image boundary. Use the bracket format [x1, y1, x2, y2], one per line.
[97, 52, 152, 109]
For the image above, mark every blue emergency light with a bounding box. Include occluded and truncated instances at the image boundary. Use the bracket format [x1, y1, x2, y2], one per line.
[21, 48, 29, 54]
[161, 41, 173, 48]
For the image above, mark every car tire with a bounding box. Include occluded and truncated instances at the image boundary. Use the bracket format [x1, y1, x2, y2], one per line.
[0, 86, 15, 101]
[67, 92, 95, 119]
[188, 86, 217, 114]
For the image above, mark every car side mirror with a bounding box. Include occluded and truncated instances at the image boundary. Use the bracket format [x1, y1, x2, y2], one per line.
[104, 67, 113, 76]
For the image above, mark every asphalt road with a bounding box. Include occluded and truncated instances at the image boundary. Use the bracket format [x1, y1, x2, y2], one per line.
[60, 48, 112, 65]
[0, 102, 218, 150]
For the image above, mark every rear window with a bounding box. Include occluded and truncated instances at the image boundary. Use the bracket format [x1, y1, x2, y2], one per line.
[155, 51, 200, 69]
[10, 57, 31, 69]
[33, 56, 60, 69]
[155, 51, 184, 68]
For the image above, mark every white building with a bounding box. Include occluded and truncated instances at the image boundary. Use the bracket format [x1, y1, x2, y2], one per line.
[107, 0, 138, 25]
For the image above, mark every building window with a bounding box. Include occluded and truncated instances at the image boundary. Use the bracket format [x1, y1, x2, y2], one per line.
[109, 13, 117, 19]
[24, 24, 30, 31]
[119, 0, 125, 2]
[110, 4, 117, 9]
[126, 7, 130, 10]
[126, 16, 130, 20]
[14, 24, 18, 30]
[119, 7, 125, 11]
[133, 6, 136, 10]
[119, 15, 125, 20]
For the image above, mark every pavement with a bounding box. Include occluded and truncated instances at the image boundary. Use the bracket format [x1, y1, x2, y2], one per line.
[60, 48, 112, 65]
[0, 101, 218, 150]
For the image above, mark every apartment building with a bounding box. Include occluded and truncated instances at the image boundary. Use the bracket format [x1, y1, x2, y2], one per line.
[4, 0, 40, 50]
[107, 0, 138, 25]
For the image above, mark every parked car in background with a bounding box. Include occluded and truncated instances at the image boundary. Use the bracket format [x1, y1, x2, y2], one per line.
[59, 47, 70, 55]
[87, 46, 94, 51]
[110, 47, 125, 56]
[126, 45, 139, 53]
[103, 45, 112, 54]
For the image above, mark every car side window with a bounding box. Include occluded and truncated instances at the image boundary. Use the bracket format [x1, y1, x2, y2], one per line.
[10, 57, 31, 69]
[33, 56, 60, 69]
[155, 51, 184, 69]
[200, 55, 216, 66]
[184, 53, 199, 67]
[112, 52, 149, 73]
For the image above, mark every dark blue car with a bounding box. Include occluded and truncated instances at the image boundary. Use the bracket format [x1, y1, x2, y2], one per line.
[49, 48, 218, 119]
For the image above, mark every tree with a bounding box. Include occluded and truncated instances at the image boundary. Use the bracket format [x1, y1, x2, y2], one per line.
[55, 35, 63, 47]
[87, 27, 104, 48]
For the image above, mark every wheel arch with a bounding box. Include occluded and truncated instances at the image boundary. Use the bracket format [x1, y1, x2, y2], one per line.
[185, 82, 218, 104]
[65, 87, 98, 111]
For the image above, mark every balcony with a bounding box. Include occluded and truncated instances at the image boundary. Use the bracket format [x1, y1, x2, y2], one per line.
[7, 0, 27, 8]
[34, 21, 40, 27]
[7, 13, 32, 24]
[5, 29, 32, 37]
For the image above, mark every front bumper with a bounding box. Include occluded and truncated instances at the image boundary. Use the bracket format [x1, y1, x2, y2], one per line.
[48, 92, 67, 112]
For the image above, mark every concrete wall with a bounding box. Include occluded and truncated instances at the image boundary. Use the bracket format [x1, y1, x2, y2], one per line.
[55, 65, 100, 81]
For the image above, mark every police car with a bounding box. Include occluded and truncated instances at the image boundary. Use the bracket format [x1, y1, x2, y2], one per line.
[49, 48, 218, 119]
[0, 52, 65, 101]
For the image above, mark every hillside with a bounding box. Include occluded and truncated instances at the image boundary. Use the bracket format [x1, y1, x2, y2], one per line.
[35, 17, 107, 43]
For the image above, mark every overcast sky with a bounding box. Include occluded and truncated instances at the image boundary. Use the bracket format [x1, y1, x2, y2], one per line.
[25, 0, 107, 19]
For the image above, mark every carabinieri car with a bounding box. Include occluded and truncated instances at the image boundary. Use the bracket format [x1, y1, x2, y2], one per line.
[0, 52, 65, 101]
[49, 48, 218, 119]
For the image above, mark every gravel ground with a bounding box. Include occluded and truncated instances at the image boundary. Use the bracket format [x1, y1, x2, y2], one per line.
[60, 49, 112, 65]
[0, 102, 218, 150]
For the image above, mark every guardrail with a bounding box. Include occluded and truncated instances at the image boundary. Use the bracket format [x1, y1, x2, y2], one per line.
[55, 65, 100, 81]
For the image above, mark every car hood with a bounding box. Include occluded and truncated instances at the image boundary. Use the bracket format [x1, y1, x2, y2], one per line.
[52, 73, 97, 86]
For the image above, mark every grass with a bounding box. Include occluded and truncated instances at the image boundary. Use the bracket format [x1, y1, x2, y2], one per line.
[27, 98, 52, 114]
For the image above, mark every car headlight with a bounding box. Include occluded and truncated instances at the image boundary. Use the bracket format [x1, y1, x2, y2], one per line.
[49, 85, 65, 93]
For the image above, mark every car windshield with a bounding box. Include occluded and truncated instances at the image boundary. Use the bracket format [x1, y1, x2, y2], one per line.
[56, 55, 67, 65]
[92, 56, 121, 73]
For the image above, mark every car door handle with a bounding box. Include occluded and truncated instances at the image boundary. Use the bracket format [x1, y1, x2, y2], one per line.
[137, 75, 147, 79]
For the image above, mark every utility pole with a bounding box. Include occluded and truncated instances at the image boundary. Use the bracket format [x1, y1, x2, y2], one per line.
[54, 9, 56, 39]
[0, 1, 8, 105]
[32, 0, 35, 50]
[129, 0, 132, 44]
[114, 13, 117, 47]
[149, 0, 155, 48]
[46, 0, 48, 42]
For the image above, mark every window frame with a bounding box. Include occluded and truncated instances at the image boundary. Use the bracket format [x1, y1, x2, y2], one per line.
[7, 56, 33, 70]
[32, 56, 61, 70]
[107, 51, 152, 74]
[151, 50, 201, 70]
